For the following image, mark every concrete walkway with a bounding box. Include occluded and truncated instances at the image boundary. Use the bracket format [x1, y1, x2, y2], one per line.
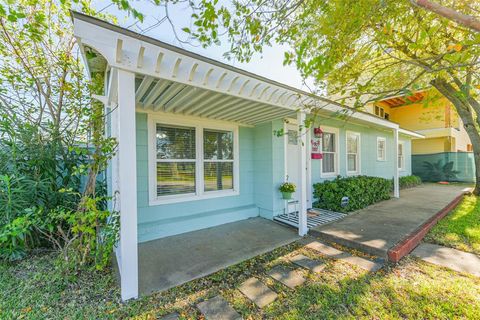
[412, 243, 480, 277]
[138, 217, 299, 296]
[310, 184, 468, 259]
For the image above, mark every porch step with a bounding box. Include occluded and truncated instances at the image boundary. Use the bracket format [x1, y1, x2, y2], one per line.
[197, 295, 242, 320]
[267, 265, 306, 289]
[274, 209, 346, 229]
[238, 277, 278, 308]
[305, 241, 384, 272]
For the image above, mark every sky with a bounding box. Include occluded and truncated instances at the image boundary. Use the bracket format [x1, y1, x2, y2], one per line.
[92, 0, 309, 91]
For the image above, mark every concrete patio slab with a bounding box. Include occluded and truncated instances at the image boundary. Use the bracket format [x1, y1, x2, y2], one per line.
[138, 217, 299, 296]
[238, 277, 278, 308]
[268, 265, 306, 289]
[197, 296, 242, 320]
[290, 254, 325, 273]
[310, 184, 468, 259]
[412, 243, 480, 277]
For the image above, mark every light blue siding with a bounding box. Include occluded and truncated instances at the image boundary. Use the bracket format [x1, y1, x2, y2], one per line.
[133, 112, 413, 243]
[309, 117, 412, 184]
[136, 113, 258, 242]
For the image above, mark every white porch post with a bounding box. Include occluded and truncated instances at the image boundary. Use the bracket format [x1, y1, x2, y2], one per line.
[393, 127, 400, 198]
[297, 111, 308, 236]
[117, 69, 139, 300]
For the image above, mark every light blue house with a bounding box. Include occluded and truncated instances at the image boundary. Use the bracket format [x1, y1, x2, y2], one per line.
[72, 12, 422, 300]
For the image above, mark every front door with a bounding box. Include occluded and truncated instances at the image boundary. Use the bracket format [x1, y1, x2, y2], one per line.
[286, 123, 300, 199]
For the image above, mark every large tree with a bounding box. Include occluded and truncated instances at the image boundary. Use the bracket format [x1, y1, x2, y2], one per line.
[180, 0, 480, 193]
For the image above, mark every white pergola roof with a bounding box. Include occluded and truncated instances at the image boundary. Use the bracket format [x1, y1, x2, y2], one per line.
[71, 11, 424, 135]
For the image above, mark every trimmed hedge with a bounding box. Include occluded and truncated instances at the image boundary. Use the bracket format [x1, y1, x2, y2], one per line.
[313, 176, 391, 213]
[399, 175, 422, 189]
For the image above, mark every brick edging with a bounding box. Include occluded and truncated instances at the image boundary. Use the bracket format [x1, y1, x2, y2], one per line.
[387, 192, 466, 263]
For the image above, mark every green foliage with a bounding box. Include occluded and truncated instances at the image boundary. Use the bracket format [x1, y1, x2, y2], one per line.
[313, 176, 391, 213]
[426, 195, 480, 255]
[399, 175, 422, 189]
[423, 160, 460, 181]
[279, 182, 296, 193]
[0, 0, 118, 269]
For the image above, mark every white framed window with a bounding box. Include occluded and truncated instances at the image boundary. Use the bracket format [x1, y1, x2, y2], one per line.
[375, 105, 385, 118]
[377, 137, 386, 161]
[321, 127, 339, 177]
[398, 141, 405, 170]
[148, 113, 239, 205]
[346, 131, 360, 175]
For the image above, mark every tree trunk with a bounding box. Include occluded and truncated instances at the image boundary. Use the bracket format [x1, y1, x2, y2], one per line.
[431, 78, 480, 195]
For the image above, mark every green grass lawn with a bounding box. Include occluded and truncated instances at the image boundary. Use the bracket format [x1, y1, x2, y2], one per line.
[425, 195, 480, 255]
[2, 243, 480, 319]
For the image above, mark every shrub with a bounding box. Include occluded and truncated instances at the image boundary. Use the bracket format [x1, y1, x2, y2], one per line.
[399, 175, 422, 189]
[313, 175, 391, 213]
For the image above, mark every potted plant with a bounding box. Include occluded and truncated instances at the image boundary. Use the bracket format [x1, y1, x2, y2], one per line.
[279, 182, 296, 199]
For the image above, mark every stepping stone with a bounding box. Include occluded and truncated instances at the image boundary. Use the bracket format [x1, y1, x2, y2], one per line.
[305, 241, 349, 258]
[238, 277, 278, 308]
[267, 265, 306, 289]
[306, 241, 383, 272]
[340, 256, 384, 272]
[412, 243, 480, 277]
[197, 296, 242, 320]
[158, 312, 179, 320]
[290, 254, 325, 273]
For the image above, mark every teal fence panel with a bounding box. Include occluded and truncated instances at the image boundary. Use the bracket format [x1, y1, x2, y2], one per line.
[412, 152, 475, 182]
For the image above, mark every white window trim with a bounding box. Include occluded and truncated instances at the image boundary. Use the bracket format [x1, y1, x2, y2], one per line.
[148, 113, 239, 206]
[346, 131, 361, 175]
[398, 141, 405, 171]
[377, 137, 387, 161]
[320, 126, 339, 178]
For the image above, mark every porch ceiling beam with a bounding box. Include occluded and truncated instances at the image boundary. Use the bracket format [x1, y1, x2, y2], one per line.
[228, 76, 239, 92]
[201, 97, 246, 118]
[142, 80, 171, 108]
[184, 92, 224, 115]
[153, 83, 186, 111]
[135, 76, 154, 102]
[250, 109, 294, 124]
[223, 104, 273, 123]
[192, 95, 235, 117]
[237, 110, 282, 124]
[164, 87, 197, 111]
[174, 90, 212, 113]
[234, 105, 279, 122]
[214, 100, 260, 120]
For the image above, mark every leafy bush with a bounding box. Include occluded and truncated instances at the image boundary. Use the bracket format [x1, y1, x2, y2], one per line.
[313, 175, 391, 213]
[399, 175, 422, 189]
